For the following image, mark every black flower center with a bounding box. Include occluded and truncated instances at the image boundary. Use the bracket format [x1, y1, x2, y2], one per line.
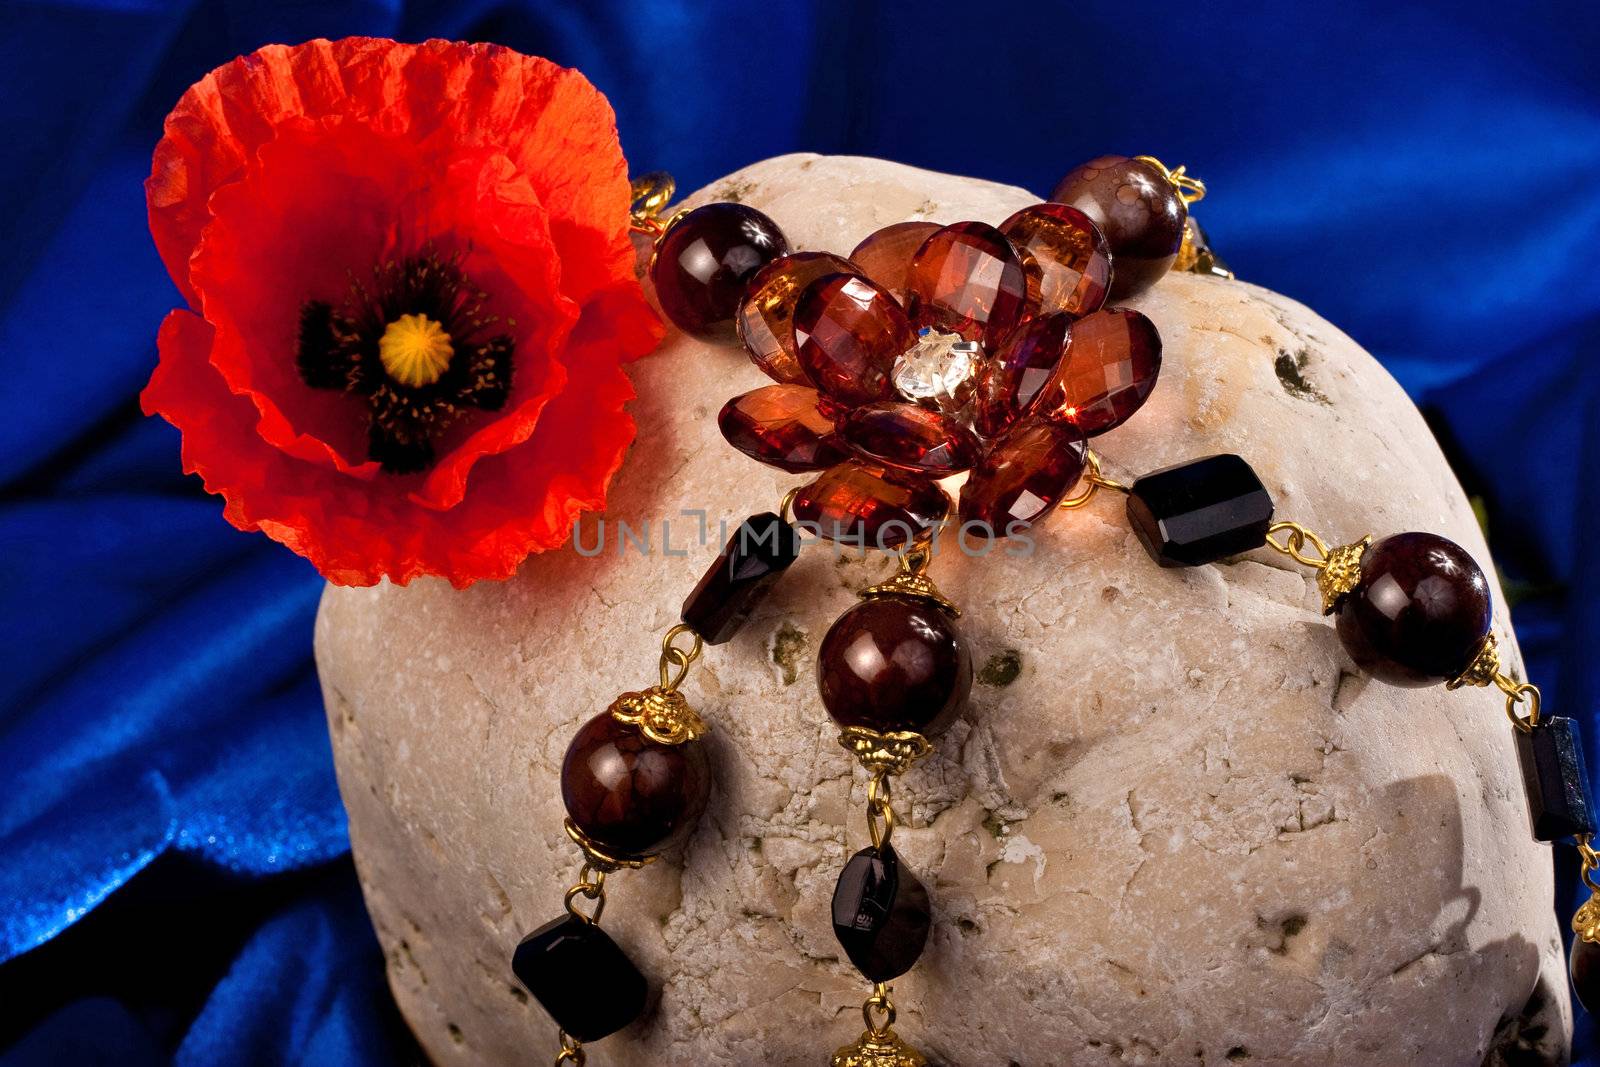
[296, 253, 515, 473]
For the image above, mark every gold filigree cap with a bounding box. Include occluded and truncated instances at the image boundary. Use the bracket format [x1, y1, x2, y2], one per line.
[830, 1031, 926, 1067]
[838, 725, 932, 778]
[1574, 893, 1600, 945]
[1316, 535, 1371, 615]
[608, 686, 708, 746]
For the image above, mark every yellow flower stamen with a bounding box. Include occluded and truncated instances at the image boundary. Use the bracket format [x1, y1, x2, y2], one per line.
[378, 313, 454, 387]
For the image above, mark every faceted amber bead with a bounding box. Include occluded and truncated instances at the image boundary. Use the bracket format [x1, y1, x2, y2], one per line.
[840, 401, 980, 477]
[1050, 155, 1185, 300]
[718, 383, 849, 474]
[794, 273, 915, 406]
[650, 202, 789, 338]
[791, 460, 949, 549]
[561, 712, 711, 858]
[958, 418, 1086, 534]
[999, 203, 1111, 317]
[905, 221, 1032, 348]
[832, 844, 931, 983]
[849, 221, 941, 302]
[512, 915, 647, 1042]
[973, 313, 1071, 438]
[817, 593, 971, 736]
[1037, 307, 1161, 436]
[736, 251, 855, 384]
[1335, 532, 1492, 687]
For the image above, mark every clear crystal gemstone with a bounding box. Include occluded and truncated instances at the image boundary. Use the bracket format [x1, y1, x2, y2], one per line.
[892, 328, 981, 409]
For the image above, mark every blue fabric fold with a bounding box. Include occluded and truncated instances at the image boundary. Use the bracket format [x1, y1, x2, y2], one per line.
[1, 1, 1595, 1062]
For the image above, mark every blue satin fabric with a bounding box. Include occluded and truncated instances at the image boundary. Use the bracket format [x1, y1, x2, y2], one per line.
[1, 1, 1596, 1062]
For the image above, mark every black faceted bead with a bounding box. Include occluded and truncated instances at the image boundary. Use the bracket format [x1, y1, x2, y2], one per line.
[1573, 935, 1600, 1014]
[681, 512, 801, 644]
[831, 844, 931, 982]
[1515, 716, 1595, 842]
[1126, 454, 1274, 567]
[511, 916, 647, 1042]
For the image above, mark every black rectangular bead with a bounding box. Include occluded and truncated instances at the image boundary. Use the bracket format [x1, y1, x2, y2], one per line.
[1515, 715, 1595, 842]
[512, 915, 647, 1042]
[681, 512, 801, 644]
[1125, 453, 1274, 567]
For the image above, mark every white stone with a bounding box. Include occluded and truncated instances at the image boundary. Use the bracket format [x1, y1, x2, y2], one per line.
[314, 154, 1570, 1067]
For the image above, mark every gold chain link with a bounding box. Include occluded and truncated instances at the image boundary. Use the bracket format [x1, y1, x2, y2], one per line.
[562, 864, 607, 925]
[658, 623, 703, 693]
[1579, 835, 1600, 895]
[555, 1029, 586, 1066]
[1264, 520, 1335, 568]
[1495, 674, 1542, 733]
[866, 770, 898, 852]
[863, 983, 896, 1038]
[1059, 450, 1131, 510]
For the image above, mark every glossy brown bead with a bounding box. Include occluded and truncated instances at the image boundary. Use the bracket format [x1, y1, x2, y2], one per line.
[1572, 936, 1600, 1014]
[736, 252, 855, 384]
[958, 417, 1086, 535]
[1036, 307, 1161, 436]
[794, 273, 915, 406]
[849, 221, 941, 302]
[1050, 155, 1185, 300]
[791, 460, 949, 549]
[651, 202, 788, 339]
[1335, 532, 1492, 687]
[719, 383, 849, 473]
[905, 221, 1032, 348]
[998, 203, 1112, 317]
[840, 401, 980, 477]
[818, 593, 972, 737]
[561, 712, 711, 858]
[973, 313, 1071, 438]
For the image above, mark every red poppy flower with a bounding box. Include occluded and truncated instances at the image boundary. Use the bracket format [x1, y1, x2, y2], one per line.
[142, 38, 663, 586]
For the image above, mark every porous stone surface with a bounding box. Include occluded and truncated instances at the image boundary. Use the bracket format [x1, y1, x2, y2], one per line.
[315, 154, 1571, 1067]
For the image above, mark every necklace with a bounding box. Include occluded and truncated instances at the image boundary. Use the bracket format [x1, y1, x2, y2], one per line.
[508, 154, 1594, 1066]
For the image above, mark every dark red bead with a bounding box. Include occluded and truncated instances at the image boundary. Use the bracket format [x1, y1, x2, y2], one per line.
[840, 401, 980, 477]
[791, 461, 949, 549]
[1573, 935, 1600, 1014]
[958, 418, 1086, 535]
[905, 221, 1032, 349]
[651, 202, 788, 339]
[849, 221, 941, 302]
[794, 273, 915, 406]
[737, 251, 855, 384]
[973, 313, 1071, 438]
[832, 844, 931, 982]
[1050, 155, 1185, 300]
[1335, 532, 1492, 687]
[817, 594, 972, 736]
[718, 384, 850, 473]
[998, 203, 1112, 317]
[561, 712, 711, 858]
[1037, 307, 1161, 436]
